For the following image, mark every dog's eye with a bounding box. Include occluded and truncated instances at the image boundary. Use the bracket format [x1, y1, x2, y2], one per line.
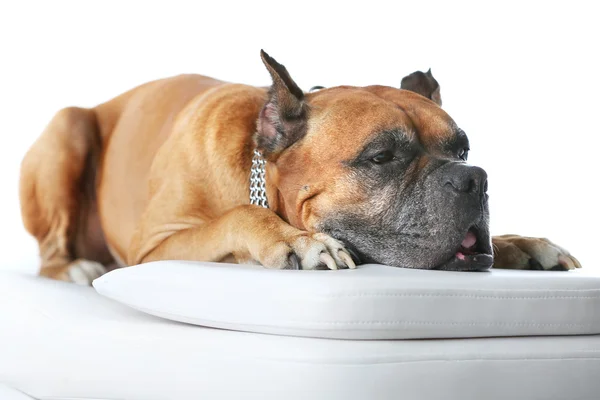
[458, 148, 469, 161]
[371, 151, 395, 164]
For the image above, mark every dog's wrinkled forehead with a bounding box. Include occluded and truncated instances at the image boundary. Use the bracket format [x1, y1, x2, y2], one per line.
[304, 85, 460, 159]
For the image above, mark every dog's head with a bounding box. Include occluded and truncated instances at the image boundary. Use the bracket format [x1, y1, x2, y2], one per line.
[256, 51, 492, 271]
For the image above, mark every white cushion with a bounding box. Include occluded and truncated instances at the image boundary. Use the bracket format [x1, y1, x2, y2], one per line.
[93, 261, 600, 339]
[1, 271, 600, 400]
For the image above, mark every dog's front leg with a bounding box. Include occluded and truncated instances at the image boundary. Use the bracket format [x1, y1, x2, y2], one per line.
[130, 205, 355, 270]
[492, 235, 581, 271]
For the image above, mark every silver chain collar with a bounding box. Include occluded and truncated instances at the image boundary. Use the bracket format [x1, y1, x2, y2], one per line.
[249, 149, 269, 208]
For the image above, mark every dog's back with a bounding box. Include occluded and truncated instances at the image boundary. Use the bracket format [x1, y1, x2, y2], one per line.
[19, 74, 245, 281]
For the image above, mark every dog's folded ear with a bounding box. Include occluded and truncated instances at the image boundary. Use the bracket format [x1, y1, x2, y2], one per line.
[400, 69, 442, 106]
[256, 50, 308, 157]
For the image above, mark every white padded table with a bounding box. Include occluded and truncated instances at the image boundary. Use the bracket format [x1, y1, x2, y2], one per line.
[1, 266, 600, 400]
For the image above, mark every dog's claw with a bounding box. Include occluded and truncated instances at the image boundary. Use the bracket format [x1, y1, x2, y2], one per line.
[558, 255, 572, 270]
[339, 251, 356, 269]
[287, 253, 302, 270]
[320, 252, 338, 270]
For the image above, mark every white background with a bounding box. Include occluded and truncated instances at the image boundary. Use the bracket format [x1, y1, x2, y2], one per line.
[0, 1, 597, 273]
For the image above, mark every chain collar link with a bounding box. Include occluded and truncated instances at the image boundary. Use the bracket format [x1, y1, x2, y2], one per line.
[249, 149, 269, 208]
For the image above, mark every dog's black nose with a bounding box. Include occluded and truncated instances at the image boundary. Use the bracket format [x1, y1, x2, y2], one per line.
[443, 164, 488, 195]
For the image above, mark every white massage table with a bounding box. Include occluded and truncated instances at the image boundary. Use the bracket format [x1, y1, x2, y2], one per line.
[1, 262, 599, 400]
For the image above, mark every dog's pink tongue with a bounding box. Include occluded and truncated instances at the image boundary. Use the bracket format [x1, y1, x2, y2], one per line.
[461, 231, 477, 249]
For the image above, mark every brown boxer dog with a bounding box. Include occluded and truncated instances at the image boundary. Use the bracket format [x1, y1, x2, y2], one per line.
[19, 50, 581, 284]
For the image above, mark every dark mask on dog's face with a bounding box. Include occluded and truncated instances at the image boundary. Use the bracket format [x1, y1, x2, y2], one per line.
[256, 51, 493, 271]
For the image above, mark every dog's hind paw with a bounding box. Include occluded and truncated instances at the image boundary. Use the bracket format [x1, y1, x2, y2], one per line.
[66, 259, 107, 285]
[492, 235, 581, 271]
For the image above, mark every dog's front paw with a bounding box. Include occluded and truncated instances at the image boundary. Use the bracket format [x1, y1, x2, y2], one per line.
[492, 235, 581, 271]
[256, 231, 356, 270]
